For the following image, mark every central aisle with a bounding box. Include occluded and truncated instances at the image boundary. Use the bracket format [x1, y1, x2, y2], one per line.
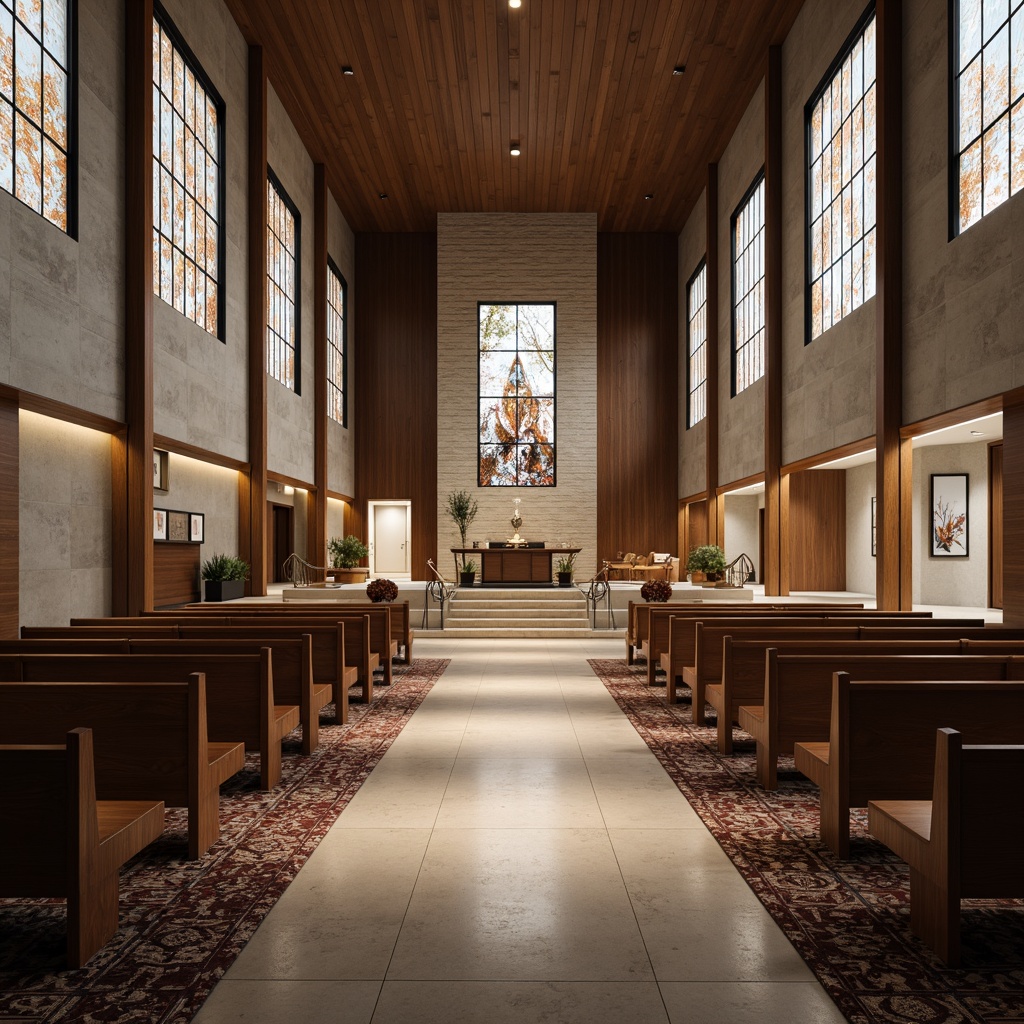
[195, 638, 845, 1024]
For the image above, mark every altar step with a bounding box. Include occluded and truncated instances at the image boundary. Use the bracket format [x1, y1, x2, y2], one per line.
[441, 586, 593, 637]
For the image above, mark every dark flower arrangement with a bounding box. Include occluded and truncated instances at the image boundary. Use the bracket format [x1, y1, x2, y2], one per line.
[641, 578, 673, 602]
[366, 578, 399, 603]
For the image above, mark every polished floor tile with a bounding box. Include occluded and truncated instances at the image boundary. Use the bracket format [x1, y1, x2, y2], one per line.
[197, 637, 845, 1022]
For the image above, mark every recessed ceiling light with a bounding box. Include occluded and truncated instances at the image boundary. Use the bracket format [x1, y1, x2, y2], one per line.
[510, 143, 521, 156]
[509, 0, 522, 7]
[644, 193, 654, 200]
[672, 65, 686, 75]
[341, 65, 354, 76]
[378, 192, 388, 200]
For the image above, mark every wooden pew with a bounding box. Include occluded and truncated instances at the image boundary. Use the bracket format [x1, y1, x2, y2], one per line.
[22, 625, 180, 639]
[868, 728, 1024, 965]
[794, 673, 1024, 857]
[0, 728, 165, 968]
[626, 600, 760, 665]
[0, 675, 243, 858]
[0, 651, 295, 791]
[739, 647, 1022, 789]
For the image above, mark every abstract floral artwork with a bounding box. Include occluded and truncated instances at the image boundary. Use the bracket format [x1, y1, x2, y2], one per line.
[930, 473, 969, 557]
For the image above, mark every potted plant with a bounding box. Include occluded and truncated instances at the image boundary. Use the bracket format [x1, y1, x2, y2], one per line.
[327, 534, 370, 584]
[201, 553, 250, 602]
[686, 544, 727, 584]
[366, 578, 399, 603]
[445, 489, 478, 572]
[555, 553, 575, 587]
[460, 559, 477, 588]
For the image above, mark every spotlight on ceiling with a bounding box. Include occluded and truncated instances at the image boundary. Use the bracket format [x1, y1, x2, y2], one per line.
[509, 0, 522, 7]
[341, 65, 354, 76]
[378, 192, 389, 200]
[510, 143, 521, 156]
[644, 193, 654, 200]
[672, 65, 686, 75]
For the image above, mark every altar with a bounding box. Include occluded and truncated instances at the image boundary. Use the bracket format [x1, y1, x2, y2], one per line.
[450, 546, 582, 586]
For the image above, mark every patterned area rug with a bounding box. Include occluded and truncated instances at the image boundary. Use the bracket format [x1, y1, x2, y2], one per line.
[589, 658, 1024, 1024]
[0, 658, 449, 1024]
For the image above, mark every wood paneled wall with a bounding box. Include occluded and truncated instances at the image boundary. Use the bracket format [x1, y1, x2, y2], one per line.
[1003, 388, 1024, 627]
[0, 397, 17, 638]
[786, 469, 846, 591]
[153, 543, 201, 608]
[353, 233, 438, 578]
[596, 234, 678, 562]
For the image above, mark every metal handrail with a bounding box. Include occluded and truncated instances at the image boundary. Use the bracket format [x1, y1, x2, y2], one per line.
[584, 564, 615, 629]
[723, 552, 756, 587]
[423, 558, 457, 629]
[282, 552, 328, 587]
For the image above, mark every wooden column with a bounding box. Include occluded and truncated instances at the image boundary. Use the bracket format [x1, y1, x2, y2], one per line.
[763, 45, 784, 595]
[875, 0, 907, 609]
[310, 164, 329, 567]
[1002, 387, 1024, 626]
[0, 395, 18, 637]
[122, 0, 154, 615]
[705, 163, 720, 547]
[242, 45, 268, 595]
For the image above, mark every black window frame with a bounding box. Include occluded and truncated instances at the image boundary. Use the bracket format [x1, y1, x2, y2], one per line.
[326, 254, 347, 427]
[266, 164, 301, 395]
[730, 170, 766, 398]
[686, 258, 708, 429]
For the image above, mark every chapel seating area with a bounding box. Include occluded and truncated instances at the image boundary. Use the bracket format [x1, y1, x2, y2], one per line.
[0, 601, 411, 965]
[625, 600, 1024, 964]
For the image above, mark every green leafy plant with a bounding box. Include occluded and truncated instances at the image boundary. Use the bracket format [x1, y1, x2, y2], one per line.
[555, 555, 575, 574]
[686, 544, 727, 575]
[327, 534, 369, 569]
[445, 489, 479, 569]
[200, 553, 250, 582]
[461, 559, 477, 575]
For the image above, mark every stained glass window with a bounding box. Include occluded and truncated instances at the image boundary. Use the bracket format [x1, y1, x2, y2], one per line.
[0, 0, 73, 231]
[807, 11, 876, 341]
[732, 174, 765, 395]
[267, 168, 299, 393]
[327, 257, 346, 426]
[478, 303, 555, 486]
[687, 260, 707, 428]
[152, 5, 222, 337]
[954, 0, 1024, 233]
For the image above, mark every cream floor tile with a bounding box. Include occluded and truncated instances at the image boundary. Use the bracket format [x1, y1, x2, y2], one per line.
[435, 757, 603, 828]
[660, 981, 846, 1024]
[372, 981, 671, 1024]
[192, 980, 381, 1024]
[336, 758, 455, 828]
[386, 827, 654, 981]
[454, 726, 584, 759]
[381, 727, 468, 758]
[585, 759, 705, 828]
[225, 828, 429, 980]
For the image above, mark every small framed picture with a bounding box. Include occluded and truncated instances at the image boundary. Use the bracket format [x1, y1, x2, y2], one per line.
[153, 507, 168, 540]
[189, 512, 205, 544]
[168, 509, 189, 542]
[153, 449, 169, 491]
[930, 473, 969, 557]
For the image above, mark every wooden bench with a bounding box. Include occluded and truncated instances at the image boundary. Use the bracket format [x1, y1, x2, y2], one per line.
[0, 675, 243, 858]
[0, 651, 297, 791]
[739, 647, 1022, 789]
[794, 674, 1024, 857]
[0, 727, 165, 967]
[868, 727, 1024, 965]
[626, 600, 759, 665]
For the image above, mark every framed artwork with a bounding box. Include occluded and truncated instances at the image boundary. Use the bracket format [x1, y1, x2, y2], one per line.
[153, 449, 169, 491]
[870, 496, 876, 557]
[930, 474, 968, 557]
[168, 509, 189, 542]
[153, 508, 168, 540]
[189, 512, 205, 543]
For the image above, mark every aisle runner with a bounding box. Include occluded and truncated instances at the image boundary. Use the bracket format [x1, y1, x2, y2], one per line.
[0, 659, 449, 1024]
[589, 658, 1024, 1024]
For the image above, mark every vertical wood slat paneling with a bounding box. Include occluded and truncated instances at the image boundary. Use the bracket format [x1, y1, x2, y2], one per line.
[686, 499, 708, 562]
[0, 398, 18, 638]
[705, 163, 720, 547]
[244, 46, 268, 595]
[990, 442, 1003, 610]
[1002, 388, 1024, 627]
[124, 0, 154, 615]
[596, 234, 678, 563]
[153, 543, 201, 608]
[787, 470, 847, 591]
[875, 0, 905, 610]
[353, 234, 438, 579]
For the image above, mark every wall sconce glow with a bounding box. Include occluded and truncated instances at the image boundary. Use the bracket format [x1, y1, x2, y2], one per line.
[509, 0, 522, 7]
[284, 486, 295, 495]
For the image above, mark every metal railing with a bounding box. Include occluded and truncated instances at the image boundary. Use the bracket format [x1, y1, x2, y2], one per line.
[423, 558, 457, 629]
[584, 565, 615, 629]
[282, 553, 328, 587]
[723, 552, 757, 587]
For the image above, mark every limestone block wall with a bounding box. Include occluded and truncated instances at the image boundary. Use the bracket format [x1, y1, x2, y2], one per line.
[717, 80, 767, 486]
[723, 493, 761, 579]
[153, 0, 249, 461]
[678, 189, 707, 499]
[904, 0, 1024, 424]
[0, 0, 125, 421]
[437, 213, 598, 579]
[780, 0, 875, 464]
[266, 83, 315, 485]
[156, 452, 239, 566]
[19, 411, 112, 625]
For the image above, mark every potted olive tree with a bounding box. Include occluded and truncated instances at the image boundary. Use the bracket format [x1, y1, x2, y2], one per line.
[686, 544, 727, 584]
[445, 489, 478, 572]
[327, 534, 370, 584]
[201, 553, 250, 602]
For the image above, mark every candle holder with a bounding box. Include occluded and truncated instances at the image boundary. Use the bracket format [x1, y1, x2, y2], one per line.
[508, 498, 526, 547]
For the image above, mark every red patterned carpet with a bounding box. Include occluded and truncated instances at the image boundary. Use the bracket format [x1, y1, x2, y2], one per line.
[0, 659, 448, 1024]
[589, 658, 1024, 1024]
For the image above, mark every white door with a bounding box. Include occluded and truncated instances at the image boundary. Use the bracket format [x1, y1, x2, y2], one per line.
[369, 501, 411, 578]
